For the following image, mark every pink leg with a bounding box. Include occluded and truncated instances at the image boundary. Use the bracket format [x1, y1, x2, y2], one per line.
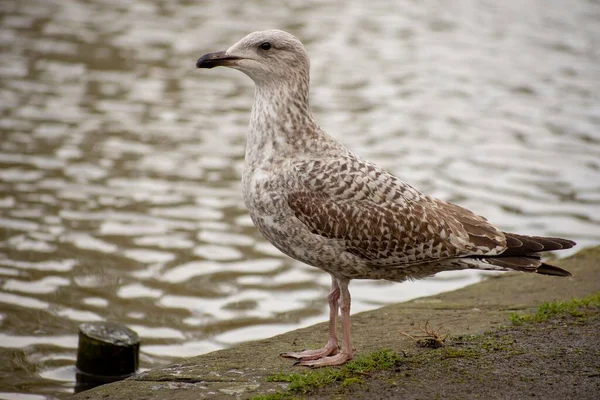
[295, 278, 354, 367]
[281, 276, 340, 361]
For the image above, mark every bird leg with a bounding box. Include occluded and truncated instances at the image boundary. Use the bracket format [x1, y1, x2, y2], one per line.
[281, 277, 340, 361]
[294, 278, 354, 367]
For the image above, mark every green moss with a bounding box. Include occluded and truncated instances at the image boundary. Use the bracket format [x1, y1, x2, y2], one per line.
[341, 377, 363, 387]
[510, 292, 600, 325]
[251, 394, 290, 400]
[251, 350, 403, 399]
[441, 347, 481, 359]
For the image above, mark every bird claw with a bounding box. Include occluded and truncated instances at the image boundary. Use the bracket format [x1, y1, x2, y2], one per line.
[279, 349, 305, 356]
[280, 342, 339, 361]
[295, 352, 353, 368]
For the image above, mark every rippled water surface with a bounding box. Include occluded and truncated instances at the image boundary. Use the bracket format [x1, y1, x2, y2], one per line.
[1, 0, 599, 397]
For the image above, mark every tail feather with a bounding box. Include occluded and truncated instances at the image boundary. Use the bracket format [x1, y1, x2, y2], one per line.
[471, 257, 572, 277]
[466, 233, 575, 277]
[502, 233, 576, 256]
[536, 263, 572, 277]
[480, 256, 541, 271]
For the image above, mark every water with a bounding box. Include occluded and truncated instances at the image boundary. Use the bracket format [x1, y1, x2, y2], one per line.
[1, 0, 599, 397]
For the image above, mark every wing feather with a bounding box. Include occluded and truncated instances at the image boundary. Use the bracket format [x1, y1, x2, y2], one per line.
[287, 190, 506, 266]
[284, 155, 574, 273]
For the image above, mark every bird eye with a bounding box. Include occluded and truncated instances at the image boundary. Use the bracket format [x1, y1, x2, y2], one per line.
[259, 42, 272, 51]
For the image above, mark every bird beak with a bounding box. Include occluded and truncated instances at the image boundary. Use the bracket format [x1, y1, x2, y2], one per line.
[196, 51, 241, 69]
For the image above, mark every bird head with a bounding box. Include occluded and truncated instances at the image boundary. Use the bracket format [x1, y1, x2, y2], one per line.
[196, 30, 310, 85]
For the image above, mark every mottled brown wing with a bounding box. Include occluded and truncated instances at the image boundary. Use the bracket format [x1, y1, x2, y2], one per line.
[287, 190, 507, 266]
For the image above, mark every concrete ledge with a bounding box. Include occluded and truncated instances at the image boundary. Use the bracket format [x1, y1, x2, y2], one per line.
[73, 246, 600, 399]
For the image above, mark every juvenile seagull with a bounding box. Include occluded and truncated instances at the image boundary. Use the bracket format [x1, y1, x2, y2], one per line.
[196, 30, 575, 367]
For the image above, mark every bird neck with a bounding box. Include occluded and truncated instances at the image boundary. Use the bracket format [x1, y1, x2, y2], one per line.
[246, 79, 320, 166]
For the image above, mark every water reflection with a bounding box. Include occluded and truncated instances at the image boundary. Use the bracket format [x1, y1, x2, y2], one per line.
[1, 0, 599, 398]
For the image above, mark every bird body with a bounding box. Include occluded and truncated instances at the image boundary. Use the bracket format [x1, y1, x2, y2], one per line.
[197, 30, 575, 366]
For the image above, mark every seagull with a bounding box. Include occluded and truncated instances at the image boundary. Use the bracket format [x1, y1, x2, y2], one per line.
[196, 30, 576, 367]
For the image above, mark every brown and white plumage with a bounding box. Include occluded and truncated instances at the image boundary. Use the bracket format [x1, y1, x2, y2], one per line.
[196, 30, 576, 367]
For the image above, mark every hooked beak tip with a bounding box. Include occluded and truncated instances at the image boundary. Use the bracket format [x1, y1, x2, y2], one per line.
[196, 51, 241, 69]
